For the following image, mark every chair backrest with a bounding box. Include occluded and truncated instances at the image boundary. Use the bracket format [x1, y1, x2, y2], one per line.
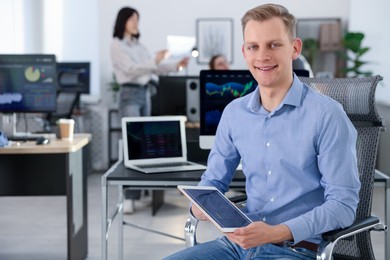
[46, 90, 80, 125]
[294, 55, 313, 77]
[54, 91, 80, 119]
[300, 75, 384, 259]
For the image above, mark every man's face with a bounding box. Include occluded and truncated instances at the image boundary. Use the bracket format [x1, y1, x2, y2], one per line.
[242, 17, 301, 89]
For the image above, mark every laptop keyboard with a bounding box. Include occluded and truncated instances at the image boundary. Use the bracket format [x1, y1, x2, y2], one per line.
[136, 162, 192, 169]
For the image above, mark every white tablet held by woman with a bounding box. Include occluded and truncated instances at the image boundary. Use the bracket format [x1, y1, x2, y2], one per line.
[178, 185, 252, 233]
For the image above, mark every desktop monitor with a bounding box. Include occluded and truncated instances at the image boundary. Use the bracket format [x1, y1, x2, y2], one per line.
[0, 54, 57, 113]
[56, 62, 90, 94]
[199, 70, 257, 149]
[154, 76, 198, 118]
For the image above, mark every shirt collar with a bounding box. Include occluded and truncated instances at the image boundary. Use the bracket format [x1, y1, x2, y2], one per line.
[248, 73, 304, 113]
[123, 35, 137, 45]
[283, 74, 304, 107]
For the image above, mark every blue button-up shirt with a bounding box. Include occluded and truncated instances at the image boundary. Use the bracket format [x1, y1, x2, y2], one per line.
[199, 75, 360, 244]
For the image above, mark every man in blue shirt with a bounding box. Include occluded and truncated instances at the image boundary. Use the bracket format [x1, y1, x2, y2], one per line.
[165, 3, 360, 260]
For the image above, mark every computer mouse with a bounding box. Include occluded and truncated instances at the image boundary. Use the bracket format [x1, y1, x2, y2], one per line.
[36, 136, 50, 145]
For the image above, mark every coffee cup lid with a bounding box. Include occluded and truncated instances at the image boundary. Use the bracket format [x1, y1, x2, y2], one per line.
[58, 118, 75, 124]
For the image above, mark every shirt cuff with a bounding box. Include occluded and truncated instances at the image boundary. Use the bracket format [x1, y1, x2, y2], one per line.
[283, 217, 312, 244]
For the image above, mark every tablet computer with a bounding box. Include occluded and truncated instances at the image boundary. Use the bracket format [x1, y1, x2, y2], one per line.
[178, 185, 252, 232]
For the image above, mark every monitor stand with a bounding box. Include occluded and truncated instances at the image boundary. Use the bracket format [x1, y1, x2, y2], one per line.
[2, 113, 18, 137]
[2, 113, 55, 138]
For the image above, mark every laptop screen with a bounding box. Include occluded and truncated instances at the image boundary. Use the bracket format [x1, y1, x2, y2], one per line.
[124, 119, 183, 160]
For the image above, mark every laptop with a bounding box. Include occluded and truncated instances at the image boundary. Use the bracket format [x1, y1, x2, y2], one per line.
[121, 116, 207, 174]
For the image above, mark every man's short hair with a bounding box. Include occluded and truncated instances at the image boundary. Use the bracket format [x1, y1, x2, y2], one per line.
[241, 4, 297, 40]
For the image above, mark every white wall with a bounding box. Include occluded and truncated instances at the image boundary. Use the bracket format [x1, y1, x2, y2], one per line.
[349, 0, 390, 105]
[61, 0, 100, 101]
[0, 0, 26, 53]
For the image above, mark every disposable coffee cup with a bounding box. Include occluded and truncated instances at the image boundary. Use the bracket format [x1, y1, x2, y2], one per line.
[58, 118, 75, 140]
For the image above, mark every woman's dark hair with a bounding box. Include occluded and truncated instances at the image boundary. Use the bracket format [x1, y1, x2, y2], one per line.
[113, 7, 140, 39]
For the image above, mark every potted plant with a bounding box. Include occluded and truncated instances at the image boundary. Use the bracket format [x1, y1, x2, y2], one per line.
[339, 31, 372, 77]
[108, 74, 120, 103]
[302, 38, 319, 71]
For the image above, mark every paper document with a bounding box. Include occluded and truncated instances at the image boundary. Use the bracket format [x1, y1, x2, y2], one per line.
[166, 35, 196, 61]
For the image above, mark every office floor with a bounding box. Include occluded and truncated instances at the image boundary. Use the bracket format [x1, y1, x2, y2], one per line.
[0, 172, 386, 260]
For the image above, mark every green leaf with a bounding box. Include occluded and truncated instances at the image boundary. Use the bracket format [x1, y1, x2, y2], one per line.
[343, 32, 365, 53]
[357, 47, 370, 57]
[339, 31, 371, 78]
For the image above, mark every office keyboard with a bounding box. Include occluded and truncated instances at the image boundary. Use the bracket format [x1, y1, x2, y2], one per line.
[7, 135, 44, 142]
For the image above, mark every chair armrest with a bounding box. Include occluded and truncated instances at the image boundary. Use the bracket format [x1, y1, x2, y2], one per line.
[317, 216, 387, 260]
[228, 194, 247, 209]
[184, 208, 200, 247]
[229, 194, 247, 203]
[322, 216, 381, 241]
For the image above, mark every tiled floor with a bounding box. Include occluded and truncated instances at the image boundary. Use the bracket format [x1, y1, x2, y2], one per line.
[0, 173, 386, 260]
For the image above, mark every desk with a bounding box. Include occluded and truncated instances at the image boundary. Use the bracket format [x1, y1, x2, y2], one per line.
[102, 160, 389, 260]
[101, 160, 245, 260]
[0, 134, 91, 260]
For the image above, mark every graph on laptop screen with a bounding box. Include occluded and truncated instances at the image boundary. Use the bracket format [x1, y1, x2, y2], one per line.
[126, 120, 182, 159]
[199, 70, 257, 149]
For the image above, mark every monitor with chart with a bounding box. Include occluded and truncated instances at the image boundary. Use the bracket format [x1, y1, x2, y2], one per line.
[0, 54, 58, 136]
[199, 70, 257, 150]
[0, 54, 57, 113]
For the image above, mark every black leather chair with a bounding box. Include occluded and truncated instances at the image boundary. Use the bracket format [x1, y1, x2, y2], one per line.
[184, 75, 387, 260]
[44, 90, 80, 132]
[43, 68, 84, 132]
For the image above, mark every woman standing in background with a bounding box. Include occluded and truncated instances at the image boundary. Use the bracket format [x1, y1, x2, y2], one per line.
[110, 6, 189, 213]
[111, 6, 189, 118]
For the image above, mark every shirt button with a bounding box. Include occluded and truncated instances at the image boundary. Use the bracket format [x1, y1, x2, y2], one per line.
[262, 217, 267, 222]
[268, 170, 272, 175]
[266, 142, 270, 147]
[270, 197, 275, 202]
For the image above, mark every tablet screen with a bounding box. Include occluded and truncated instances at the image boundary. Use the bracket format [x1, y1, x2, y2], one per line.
[179, 186, 252, 230]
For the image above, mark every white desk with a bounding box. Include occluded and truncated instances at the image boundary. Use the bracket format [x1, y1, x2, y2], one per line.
[0, 134, 91, 260]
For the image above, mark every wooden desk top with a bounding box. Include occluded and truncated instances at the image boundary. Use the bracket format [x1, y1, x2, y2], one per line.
[0, 133, 91, 154]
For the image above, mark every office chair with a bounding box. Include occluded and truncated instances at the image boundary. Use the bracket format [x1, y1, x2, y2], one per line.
[293, 54, 313, 77]
[184, 75, 387, 260]
[44, 69, 83, 132]
[44, 90, 80, 132]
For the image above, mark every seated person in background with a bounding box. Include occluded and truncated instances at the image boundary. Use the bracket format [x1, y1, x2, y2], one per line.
[164, 3, 360, 260]
[208, 54, 230, 70]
